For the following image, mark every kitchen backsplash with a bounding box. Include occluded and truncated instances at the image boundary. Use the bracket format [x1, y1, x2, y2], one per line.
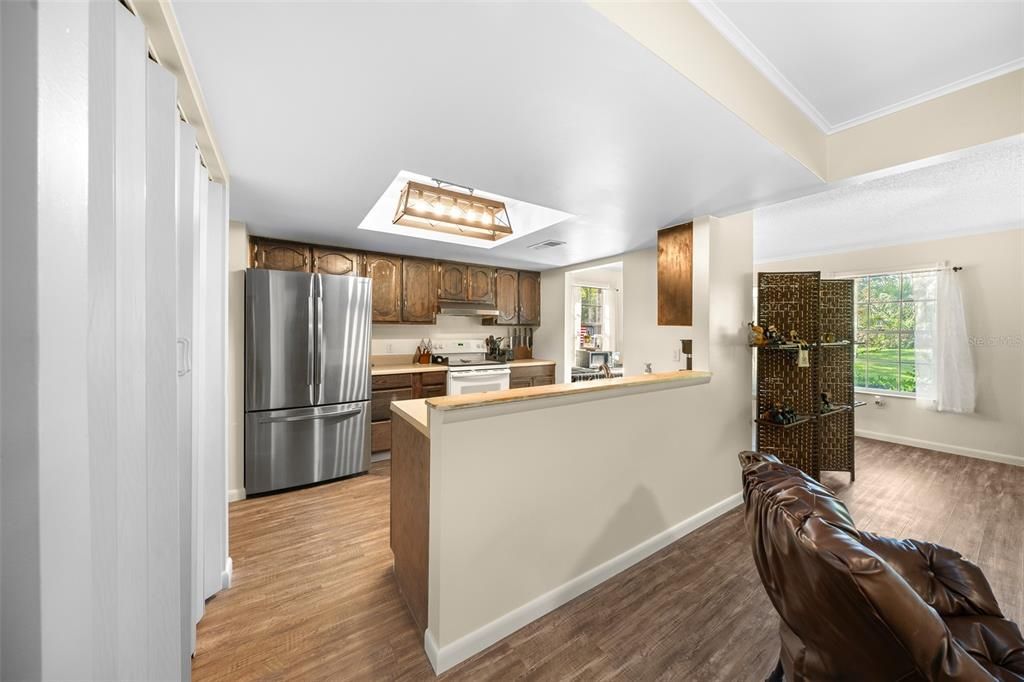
[371, 315, 536, 357]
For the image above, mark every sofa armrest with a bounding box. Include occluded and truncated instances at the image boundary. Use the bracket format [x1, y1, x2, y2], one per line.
[860, 532, 1004, 618]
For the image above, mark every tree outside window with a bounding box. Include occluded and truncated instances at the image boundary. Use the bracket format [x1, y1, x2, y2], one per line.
[853, 271, 935, 394]
[578, 286, 604, 348]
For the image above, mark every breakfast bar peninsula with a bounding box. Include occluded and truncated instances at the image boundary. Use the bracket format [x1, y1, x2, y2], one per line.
[389, 370, 736, 674]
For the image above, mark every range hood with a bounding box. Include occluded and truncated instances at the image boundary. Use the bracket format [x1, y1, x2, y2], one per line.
[438, 301, 501, 317]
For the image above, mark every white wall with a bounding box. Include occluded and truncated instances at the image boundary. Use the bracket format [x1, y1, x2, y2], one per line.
[227, 221, 248, 500]
[426, 211, 754, 671]
[760, 227, 1024, 464]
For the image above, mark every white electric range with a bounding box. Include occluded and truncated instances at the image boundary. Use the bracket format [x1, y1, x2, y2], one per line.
[431, 339, 511, 396]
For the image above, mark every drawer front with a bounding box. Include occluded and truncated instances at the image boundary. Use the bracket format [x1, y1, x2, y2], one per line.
[421, 384, 446, 398]
[371, 387, 414, 421]
[372, 373, 414, 390]
[421, 370, 447, 386]
[510, 364, 555, 381]
[371, 420, 391, 453]
[509, 379, 533, 390]
[531, 376, 556, 387]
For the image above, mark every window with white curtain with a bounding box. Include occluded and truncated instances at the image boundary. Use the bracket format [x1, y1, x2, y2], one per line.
[852, 270, 937, 395]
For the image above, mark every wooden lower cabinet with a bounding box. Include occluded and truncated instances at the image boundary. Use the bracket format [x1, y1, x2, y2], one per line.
[509, 363, 556, 388]
[371, 370, 447, 452]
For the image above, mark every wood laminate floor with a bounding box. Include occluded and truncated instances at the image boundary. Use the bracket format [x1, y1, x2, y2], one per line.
[192, 439, 1024, 681]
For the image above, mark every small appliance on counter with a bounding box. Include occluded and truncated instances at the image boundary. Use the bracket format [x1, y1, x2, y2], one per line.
[433, 339, 510, 396]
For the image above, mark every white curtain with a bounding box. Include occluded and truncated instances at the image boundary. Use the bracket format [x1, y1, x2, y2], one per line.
[915, 268, 975, 413]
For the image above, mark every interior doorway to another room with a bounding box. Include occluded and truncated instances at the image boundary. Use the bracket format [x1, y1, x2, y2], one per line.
[563, 262, 624, 383]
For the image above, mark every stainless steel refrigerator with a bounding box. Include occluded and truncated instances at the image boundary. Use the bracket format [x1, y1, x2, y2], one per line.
[245, 269, 372, 495]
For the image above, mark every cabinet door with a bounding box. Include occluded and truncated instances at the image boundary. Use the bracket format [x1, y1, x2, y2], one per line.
[518, 271, 541, 325]
[252, 238, 311, 272]
[402, 258, 438, 323]
[438, 262, 468, 301]
[371, 387, 413, 421]
[313, 247, 363, 276]
[366, 254, 402, 323]
[531, 375, 555, 387]
[467, 265, 495, 304]
[495, 269, 519, 325]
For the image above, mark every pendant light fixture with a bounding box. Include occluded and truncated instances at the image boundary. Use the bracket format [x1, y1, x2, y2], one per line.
[393, 179, 513, 241]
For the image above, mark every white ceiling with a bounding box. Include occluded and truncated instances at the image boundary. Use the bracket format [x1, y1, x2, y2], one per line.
[754, 136, 1024, 263]
[697, 1, 1024, 132]
[174, 1, 823, 270]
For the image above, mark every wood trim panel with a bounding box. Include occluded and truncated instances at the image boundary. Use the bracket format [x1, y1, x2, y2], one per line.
[657, 222, 693, 326]
[390, 417, 430, 635]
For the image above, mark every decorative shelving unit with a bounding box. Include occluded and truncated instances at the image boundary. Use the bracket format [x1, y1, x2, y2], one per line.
[755, 272, 857, 481]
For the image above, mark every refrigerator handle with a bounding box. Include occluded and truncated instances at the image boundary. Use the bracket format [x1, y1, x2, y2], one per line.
[176, 337, 191, 377]
[307, 295, 315, 392]
[317, 273, 325, 404]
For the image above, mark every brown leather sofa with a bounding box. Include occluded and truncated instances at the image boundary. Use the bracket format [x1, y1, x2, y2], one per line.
[739, 451, 1024, 681]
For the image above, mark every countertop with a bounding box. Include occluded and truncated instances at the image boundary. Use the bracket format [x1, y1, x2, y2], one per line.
[371, 363, 448, 376]
[371, 358, 555, 376]
[390, 398, 429, 437]
[426, 370, 711, 411]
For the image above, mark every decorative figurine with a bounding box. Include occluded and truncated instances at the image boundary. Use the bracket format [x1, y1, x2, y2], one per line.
[748, 322, 766, 347]
[765, 325, 782, 345]
[821, 391, 833, 412]
[821, 332, 836, 344]
[788, 329, 801, 344]
[762, 402, 799, 425]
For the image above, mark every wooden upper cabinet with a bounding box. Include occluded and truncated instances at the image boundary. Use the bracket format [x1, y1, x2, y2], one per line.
[438, 262, 468, 301]
[313, 247, 363, 277]
[402, 258, 438, 324]
[251, 238, 311, 272]
[657, 222, 693, 326]
[365, 253, 402, 323]
[467, 265, 495, 304]
[494, 269, 519, 325]
[518, 271, 541, 325]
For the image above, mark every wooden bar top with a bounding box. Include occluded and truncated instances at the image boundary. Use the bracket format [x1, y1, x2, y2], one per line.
[391, 398, 429, 437]
[426, 370, 711, 412]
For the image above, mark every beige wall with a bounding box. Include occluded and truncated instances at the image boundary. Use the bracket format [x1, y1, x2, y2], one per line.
[760, 227, 1024, 464]
[227, 221, 248, 500]
[427, 212, 754, 668]
[535, 215, 725, 380]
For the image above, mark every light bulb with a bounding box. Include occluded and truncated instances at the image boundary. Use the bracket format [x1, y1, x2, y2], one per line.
[431, 202, 444, 216]
[480, 211, 492, 225]
[466, 210, 478, 222]
[449, 205, 463, 219]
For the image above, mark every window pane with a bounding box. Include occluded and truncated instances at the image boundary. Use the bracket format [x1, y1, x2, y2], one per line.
[856, 303, 870, 329]
[901, 274, 914, 300]
[854, 358, 868, 387]
[899, 363, 916, 393]
[899, 301, 915, 330]
[855, 277, 870, 304]
[866, 362, 901, 391]
[868, 302, 900, 331]
[858, 331, 899, 365]
[870, 274, 901, 302]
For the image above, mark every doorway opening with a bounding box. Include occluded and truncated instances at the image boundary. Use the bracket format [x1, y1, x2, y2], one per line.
[563, 262, 623, 383]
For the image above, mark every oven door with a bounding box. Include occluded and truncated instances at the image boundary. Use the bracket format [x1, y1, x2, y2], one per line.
[446, 368, 511, 395]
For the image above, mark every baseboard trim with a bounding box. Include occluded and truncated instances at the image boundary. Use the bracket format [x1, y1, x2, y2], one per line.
[221, 557, 233, 590]
[424, 490, 744, 675]
[856, 429, 1024, 468]
[228, 488, 246, 502]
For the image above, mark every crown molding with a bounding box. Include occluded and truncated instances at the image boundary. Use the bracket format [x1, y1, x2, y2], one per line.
[690, 0, 1024, 136]
[827, 58, 1024, 133]
[689, 0, 832, 133]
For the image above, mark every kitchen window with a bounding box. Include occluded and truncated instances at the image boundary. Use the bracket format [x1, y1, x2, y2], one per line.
[853, 271, 936, 395]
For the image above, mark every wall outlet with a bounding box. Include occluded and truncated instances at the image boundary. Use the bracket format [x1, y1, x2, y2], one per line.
[672, 348, 681, 362]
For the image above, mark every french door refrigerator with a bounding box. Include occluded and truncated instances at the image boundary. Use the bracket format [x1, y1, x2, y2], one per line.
[245, 269, 372, 495]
